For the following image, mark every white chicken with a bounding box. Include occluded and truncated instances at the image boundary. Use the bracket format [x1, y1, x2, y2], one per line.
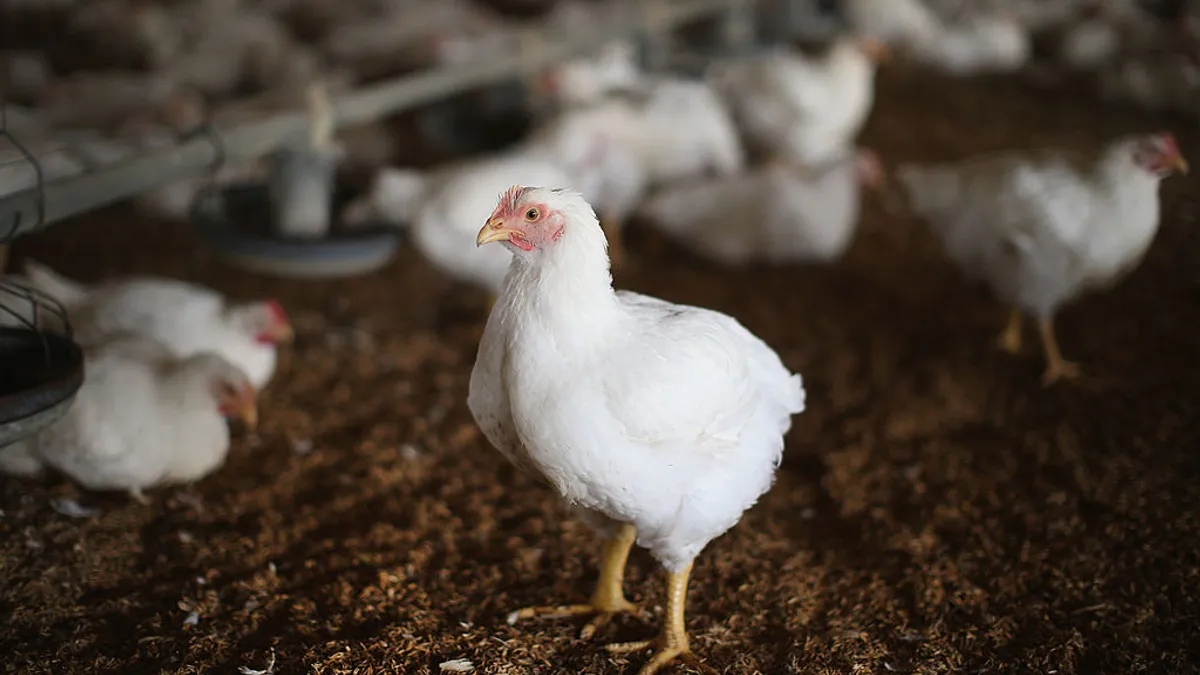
[16, 261, 293, 389]
[710, 35, 886, 167]
[896, 132, 1188, 384]
[468, 186, 805, 675]
[843, 0, 944, 49]
[637, 147, 884, 266]
[0, 334, 257, 502]
[342, 154, 576, 301]
[343, 125, 646, 296]
[533, 40, 645, 108]
[908, 13, 1033, 76]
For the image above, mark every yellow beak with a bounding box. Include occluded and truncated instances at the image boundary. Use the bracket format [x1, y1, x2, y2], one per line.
[477, 219, 522, 247]
[238, 385, 258, 432]
[240, 402, 258, 432]
[1173, 153, 1190, 175]
[273, 323, 295, 344]
[858, 37, 891, 63]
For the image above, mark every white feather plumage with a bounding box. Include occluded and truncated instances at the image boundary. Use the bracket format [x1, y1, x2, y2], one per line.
[468, 187, 804, 571]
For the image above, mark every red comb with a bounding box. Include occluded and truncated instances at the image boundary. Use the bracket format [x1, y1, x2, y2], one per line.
[1160, 132, 1179, 154]
[498, 185, 525, 213]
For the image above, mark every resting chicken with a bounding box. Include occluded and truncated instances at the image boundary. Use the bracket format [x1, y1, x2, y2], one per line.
[468, 186, 805, 674]
[897, 132, 1187, 384]
[18, 260, 292, 389]
[637, 147, 884, 266]
[0, 334, 256, 502]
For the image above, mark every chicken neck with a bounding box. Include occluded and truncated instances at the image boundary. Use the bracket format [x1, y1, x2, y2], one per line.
[506, 523, 642, 639]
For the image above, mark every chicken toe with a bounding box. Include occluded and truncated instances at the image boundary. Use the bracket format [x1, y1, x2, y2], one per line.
[1038, 317, 1080, 386]
[997, 308, 1024, 354]
[605, 563, 714, 675]
[507, 524, 641, 639]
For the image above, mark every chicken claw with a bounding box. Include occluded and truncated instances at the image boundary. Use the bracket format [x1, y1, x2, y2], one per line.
[1038, 317, 1080, 386]
[605, 563, 715, 675]
[997, 308, 1023, 355]
[507, 524, 642, 639]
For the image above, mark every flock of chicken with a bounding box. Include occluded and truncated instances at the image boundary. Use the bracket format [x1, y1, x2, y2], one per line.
[0, 1, 1195, 674]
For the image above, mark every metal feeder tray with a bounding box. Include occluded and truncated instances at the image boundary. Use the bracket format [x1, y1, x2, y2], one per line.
[0, 327, 85, 447]
[191, 182, 401, 280]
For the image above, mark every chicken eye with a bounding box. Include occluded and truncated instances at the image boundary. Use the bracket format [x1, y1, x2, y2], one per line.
[524, 207, 540, 222]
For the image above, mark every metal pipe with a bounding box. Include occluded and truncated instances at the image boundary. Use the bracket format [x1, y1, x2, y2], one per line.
[0, 0, 739, 238]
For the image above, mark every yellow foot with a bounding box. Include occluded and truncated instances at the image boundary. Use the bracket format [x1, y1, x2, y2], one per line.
[1041, 359, 1081, 387]
[996, 308, 1023, 355]
[507, 597, 643, 639]
[606, 636, 715, 675]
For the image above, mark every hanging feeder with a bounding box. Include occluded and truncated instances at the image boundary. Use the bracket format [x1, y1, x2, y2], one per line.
[0, 276, 85, 447]
[193, 82, 399, 280]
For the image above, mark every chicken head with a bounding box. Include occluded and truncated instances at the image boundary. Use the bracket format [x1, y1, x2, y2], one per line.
[211, 368, 258, 432]
[1133, 132, 1189, 177]
[234, 300, 294, 346]
[477, 185, 583, 253]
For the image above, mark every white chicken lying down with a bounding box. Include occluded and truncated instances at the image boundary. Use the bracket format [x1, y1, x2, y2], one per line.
[637, 147, 884, 266]
[0, 335, 257, 502]
[18, 260, 292, 390]
[709, 35, 886, 168]
[468, 186, 805, 675]
[343, 127, 647, 297]
[342, 154, 576, 302]
[896, 132, 1187, 385]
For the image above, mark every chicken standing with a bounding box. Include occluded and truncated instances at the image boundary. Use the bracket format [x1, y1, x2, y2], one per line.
[896, 132, 1188, 384]
[468, 186, 805, 674]
[0, 334, 257, 502]
[637, 147, 884, 266]
[18, 261, 293, 389]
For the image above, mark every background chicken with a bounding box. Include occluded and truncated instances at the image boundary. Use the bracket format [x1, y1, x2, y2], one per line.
[468, 186, 805, 675]
[341, 154, 576, 302]
[16, 260, 293, 389]
[0, 334, 257, 502]
[710, 33, 885, 167]
[637, 147, 884, 266]
[896, 132, 1187, 384]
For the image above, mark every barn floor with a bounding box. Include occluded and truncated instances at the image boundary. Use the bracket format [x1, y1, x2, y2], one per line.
[3, 68, 1200, 675]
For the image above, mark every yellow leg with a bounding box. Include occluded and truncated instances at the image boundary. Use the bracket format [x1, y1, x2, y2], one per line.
[602, 217, 624, 271]
[606, 562, 715, 675]
[997, 308, 1023, 354]
[507, 523, 642, 639]
[1038, 316, 1080, 386]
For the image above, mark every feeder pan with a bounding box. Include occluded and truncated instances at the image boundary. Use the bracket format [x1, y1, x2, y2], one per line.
[0, 280, 85, 447]
[191, 182, 400, 280]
